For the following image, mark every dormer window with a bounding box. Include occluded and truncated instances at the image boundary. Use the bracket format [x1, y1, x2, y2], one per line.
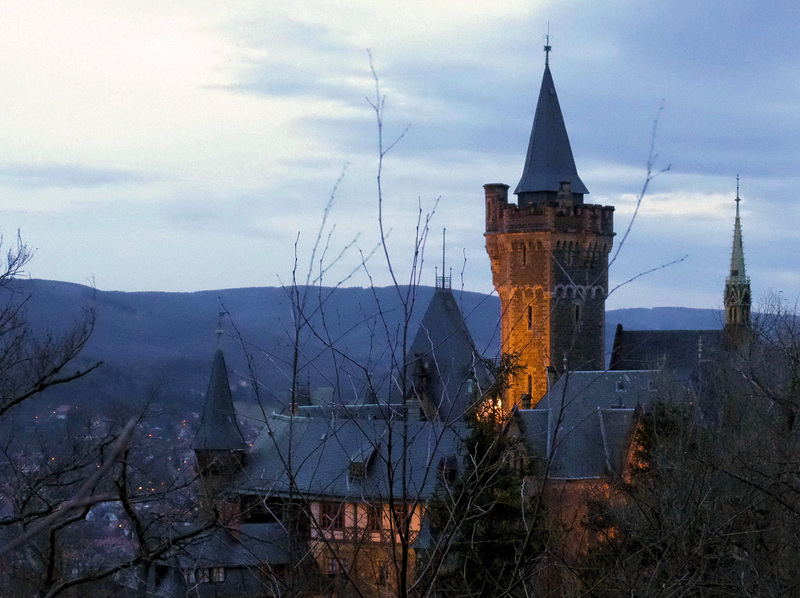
[349, 462, 366, 479]
[349, 442, 379, 481]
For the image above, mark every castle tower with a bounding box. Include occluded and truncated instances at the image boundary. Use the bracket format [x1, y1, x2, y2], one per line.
[485, 44, 615, 410]
[725, 178, 751, 331]
[194, 329, 247, 522]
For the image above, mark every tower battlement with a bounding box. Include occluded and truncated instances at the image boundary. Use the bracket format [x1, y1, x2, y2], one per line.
[485, 183, 614, 236]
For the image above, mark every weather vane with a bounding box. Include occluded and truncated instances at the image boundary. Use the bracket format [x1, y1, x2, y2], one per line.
[544, 22, 552, 66]
[735, 174, 741, 204]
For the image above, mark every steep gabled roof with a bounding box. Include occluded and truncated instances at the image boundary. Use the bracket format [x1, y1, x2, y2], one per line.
[609, 325, 724, 383]
[406, 287, 493, 419]
[242, 407, 464, 502]
[194, 349, 246, 452]
[514, 63, 588, 197]
[517, 370, 656, 479]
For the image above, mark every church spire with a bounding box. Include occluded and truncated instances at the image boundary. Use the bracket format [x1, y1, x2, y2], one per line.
[725, 176, 751, 329]
[515, 40, 588, 207]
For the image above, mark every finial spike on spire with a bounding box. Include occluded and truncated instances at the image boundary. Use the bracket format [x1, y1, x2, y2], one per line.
[544, 22, 552, 66]
[442, 228, 446, 287]
[736, 174, 740, 203]
[216, 299, 226, 350]
[436, 228, 451, 290]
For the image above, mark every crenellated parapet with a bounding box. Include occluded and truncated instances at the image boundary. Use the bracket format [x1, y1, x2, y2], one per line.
[485, 183, 614, 236]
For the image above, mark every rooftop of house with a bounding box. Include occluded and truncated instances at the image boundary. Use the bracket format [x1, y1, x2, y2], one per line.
[517, 370, 658, 479]
[240, 405, 466, 502]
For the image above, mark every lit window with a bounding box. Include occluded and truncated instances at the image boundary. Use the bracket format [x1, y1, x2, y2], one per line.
[392, 503, 411, 529]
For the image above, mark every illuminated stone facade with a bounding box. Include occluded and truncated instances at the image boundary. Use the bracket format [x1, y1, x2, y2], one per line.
[484, 55, 615, 409]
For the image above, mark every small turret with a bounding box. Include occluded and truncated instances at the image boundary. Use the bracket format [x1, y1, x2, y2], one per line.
[194, 324, 246, 521]
[725, 177, 751, 331]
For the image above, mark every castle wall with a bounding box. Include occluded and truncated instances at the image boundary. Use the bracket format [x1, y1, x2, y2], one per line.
[484, 184, 614, 409]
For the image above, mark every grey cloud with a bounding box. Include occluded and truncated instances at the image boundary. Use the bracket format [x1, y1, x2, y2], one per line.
[0, 163, 157, 189]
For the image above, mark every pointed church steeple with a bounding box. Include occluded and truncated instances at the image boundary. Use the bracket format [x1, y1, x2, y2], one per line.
[725, 177, 751, 330]
[515, 43, 588, 207]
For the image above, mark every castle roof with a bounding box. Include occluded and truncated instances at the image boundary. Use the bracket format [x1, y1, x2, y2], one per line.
[193, 349, 246, 452]
[242, 407, 464, 502]
[516, 370, 656, 479]
[406, 286, 493, 419]
[609, 326, 724, 379]
[514, 61, 588, 197]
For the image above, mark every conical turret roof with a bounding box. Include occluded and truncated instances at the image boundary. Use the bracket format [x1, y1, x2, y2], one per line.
[194, 349, 246, 452]
[514, 62, 588, 197]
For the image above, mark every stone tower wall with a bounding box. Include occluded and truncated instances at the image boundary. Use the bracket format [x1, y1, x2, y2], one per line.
[484, 184, 614, 409]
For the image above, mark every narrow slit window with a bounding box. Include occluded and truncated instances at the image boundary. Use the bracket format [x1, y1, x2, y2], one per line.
[527, 305, 533, 331]
[527, 374, 532, 396]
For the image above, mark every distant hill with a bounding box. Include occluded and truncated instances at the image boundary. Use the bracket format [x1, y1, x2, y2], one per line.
[3, 279, 723, 413]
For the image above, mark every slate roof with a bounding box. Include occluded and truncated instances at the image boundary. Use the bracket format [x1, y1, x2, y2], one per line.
[170, 524, 290, 568]
[514, 62, 589, 197]
[609, 324, 725, 385]
[156, 524, 290, 598]
[406, 287, 493, 420]
[728, 196, 748, 284]
[193, 349, 247, 452]
[241, 406, 465, 502]
[516, 370, 656, 479]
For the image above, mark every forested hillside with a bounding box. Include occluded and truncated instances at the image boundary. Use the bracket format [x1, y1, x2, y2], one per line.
[8, 279, 723, 413]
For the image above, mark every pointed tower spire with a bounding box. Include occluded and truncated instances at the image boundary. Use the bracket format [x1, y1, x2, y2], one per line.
[193, 327, 247, 522]
[515, 40, 588, 207]
[725, 176, 751, 330]
[195, 306, 244, 451]
[194, 348, 246, 452]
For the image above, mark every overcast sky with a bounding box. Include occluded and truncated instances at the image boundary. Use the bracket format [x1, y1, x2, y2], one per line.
[1, 1, 798, 310]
